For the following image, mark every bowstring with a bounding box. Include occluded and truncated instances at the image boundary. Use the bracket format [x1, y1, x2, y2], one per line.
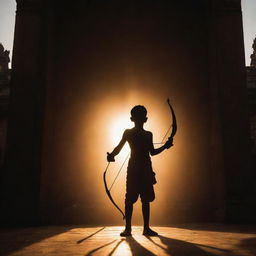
[160, 126, 172, 144]
[109, 153, 129, 191]
[108, 140, 167, 191]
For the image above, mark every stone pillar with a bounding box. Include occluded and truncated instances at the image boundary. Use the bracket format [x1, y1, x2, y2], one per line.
[210, 0, 253, 222]
[0, 0, 46, 225]
[0, 44, 10, 166]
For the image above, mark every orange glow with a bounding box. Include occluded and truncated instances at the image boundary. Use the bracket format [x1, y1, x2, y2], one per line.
[74, 89, 185, 224]
[108, 115, 132, 157]
[109, 115, 132, 145]
[89, 93, 180, 223]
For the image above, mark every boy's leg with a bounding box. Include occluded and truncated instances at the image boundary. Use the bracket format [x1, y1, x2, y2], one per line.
[121, 173, 139, 236]
[142, 201, 158, 236]
[120, 202, 133, 236]
[125, 202, 133, 229]
[142, 201, 150, 229]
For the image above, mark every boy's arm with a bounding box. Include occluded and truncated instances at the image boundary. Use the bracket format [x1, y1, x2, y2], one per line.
[107, 130, 128, 162]
[149, 133, 173, 156]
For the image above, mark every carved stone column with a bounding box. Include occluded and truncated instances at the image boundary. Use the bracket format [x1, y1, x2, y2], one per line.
[210, 0, 253, 222]
[1, 0, 46, 225]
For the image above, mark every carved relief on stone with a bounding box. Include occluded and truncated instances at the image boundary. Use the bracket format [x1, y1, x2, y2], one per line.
[0, 43, 10, 72]
[250, 37, 256, 68]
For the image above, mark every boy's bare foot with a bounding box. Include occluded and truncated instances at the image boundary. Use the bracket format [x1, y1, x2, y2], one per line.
[143, 228, 158, 236]
[120, 228, 132, 236]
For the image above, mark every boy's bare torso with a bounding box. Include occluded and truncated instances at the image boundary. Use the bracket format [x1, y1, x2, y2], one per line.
[124, 128, 153, 160]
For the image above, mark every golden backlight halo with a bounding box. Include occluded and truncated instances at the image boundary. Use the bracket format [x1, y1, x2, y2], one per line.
[93, 94, 180, 223]
[107, 104, 167, 150]
[108, 114, 133, 157]
[109, 115, 132, 145]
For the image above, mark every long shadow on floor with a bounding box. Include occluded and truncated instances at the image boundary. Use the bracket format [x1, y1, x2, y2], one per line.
[0, 226, 71, 255]
[85, 237, 156, 256]
[77, 227, 105, 244]
[85, 239, 119, 256]
[125, 236, 156, 256]
[86, 234, 232, 256]
[147, 235, 232, 256]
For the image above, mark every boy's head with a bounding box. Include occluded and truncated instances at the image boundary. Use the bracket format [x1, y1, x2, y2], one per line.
[130, 105, 147, 123]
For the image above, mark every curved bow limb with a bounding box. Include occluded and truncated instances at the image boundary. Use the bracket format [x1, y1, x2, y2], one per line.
[161, 98, 177, 144]
[167, 98, 177, 140]
[103, 162, 125, 219]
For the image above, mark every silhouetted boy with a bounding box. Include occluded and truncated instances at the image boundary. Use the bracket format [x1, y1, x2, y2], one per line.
[107, 105, 173, 236]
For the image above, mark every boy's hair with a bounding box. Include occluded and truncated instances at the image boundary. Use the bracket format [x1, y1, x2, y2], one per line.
[131, 105, 147, 120]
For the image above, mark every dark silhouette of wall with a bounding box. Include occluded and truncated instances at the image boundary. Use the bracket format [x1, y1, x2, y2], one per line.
[1, 0, 254, 225]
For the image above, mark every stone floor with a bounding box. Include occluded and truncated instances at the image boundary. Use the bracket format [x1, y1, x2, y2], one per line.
[0, 225, 256, 256]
